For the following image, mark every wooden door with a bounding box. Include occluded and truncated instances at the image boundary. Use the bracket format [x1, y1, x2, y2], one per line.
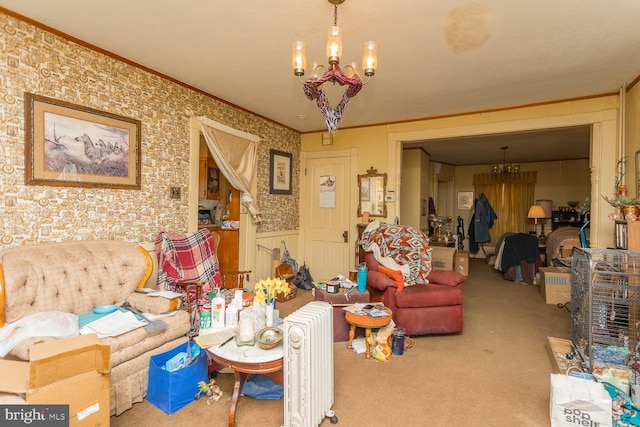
[302, 154, 352, 281]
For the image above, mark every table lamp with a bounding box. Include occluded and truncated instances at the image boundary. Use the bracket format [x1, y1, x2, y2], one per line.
[528, 205, 546, 237]
[535, 199, 553, 239]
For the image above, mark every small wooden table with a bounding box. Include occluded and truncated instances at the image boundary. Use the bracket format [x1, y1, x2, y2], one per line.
[208, 339, 283, 427]
[345, 306, 392, 359]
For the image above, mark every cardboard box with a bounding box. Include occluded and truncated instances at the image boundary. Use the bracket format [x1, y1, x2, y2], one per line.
[0, 334, 110, 427]
[547, 336, 584, 374]
[430, 246, 456, 270]
[540, 266, 572, 305]
[454, 250, 469, 276]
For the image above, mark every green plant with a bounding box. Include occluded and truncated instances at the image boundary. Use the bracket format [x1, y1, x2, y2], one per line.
[601, 195, 640, 208]
[576, 197, 590, 215]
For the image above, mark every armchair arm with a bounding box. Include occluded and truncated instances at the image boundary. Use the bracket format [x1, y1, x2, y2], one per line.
[366, 270, 398, 312]
[427, 269, 467, 287]
[126, 292, 181, 314]
[367, 270, 398, 292]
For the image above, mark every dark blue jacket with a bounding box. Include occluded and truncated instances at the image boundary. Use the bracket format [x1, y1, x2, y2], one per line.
[469, 194, 497, 253]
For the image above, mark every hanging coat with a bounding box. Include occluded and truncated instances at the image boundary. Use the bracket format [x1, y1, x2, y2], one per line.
[469, 194, 497, 253]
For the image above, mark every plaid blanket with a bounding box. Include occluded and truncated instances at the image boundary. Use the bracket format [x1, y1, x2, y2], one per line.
[155, 229, 222, 307]
[360, 220, 432, 286]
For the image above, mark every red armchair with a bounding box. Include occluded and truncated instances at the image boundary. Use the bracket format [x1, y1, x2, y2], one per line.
[365, 252, 466, 336]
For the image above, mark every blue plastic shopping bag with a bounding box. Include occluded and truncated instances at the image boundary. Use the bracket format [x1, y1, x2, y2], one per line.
[147, 341, 208, 415]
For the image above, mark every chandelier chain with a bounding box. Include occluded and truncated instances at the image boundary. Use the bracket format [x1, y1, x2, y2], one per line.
[334, 4, 338, 26]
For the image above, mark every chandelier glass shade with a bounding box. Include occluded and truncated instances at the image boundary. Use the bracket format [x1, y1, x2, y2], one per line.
[292, 0, 378, 133]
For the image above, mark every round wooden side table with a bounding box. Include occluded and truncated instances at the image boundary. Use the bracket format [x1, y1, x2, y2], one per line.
[345, 306, 392, 359]
[208, 339, 283, 427]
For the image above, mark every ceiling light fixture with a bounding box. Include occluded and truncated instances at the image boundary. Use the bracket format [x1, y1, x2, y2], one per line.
[491, 146, 519, 174]
[292, 0, 378, 134]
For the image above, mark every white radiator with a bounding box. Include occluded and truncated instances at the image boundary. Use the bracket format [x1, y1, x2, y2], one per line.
[283, 301, 337, 427]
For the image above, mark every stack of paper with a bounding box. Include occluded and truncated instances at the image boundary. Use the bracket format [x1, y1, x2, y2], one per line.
[81, 310, 146, 338]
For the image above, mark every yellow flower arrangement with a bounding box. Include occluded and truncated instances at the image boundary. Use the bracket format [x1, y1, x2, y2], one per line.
[254, 277, 291, 305]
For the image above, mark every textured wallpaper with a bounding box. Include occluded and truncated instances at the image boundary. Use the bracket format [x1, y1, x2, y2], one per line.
[0, 12, 299, 247]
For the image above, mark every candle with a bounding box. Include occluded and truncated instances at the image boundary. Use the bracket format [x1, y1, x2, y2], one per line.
[238, 317, 254, 341]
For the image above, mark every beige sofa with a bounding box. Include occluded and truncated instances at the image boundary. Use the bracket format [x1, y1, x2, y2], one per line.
[0, 240, 192, 415]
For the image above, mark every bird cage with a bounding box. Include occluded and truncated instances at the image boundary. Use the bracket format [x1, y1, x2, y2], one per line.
[571, 248, 640, 375]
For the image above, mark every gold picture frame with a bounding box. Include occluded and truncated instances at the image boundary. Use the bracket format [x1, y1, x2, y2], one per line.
[25, 93, 141, 189]
[358, 167, 387, 217]
[269, 149, 292, 195]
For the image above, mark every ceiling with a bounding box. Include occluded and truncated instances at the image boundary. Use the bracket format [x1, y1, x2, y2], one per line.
[1, 1, 639, 164]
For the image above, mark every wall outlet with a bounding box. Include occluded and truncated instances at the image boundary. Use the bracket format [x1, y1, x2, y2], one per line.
[169, 187, 181, 199]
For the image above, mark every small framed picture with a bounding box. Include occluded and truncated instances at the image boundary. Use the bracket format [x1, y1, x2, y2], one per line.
[269, 149, 292, 195]
[457, 191, 474, 210]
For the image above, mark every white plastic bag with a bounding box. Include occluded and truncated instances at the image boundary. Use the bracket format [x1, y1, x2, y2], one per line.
[0, 311, 79, 357]
[550, 373, 612, 427]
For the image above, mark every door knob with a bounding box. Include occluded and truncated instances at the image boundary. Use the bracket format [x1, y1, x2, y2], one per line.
[343, 231, 348, 243]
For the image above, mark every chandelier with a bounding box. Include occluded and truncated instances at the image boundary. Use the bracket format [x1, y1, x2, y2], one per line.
[491, 146, 519, 174]
[292, 0, 378, 134]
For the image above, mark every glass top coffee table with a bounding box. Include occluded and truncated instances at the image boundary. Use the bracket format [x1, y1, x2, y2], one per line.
[207, 338, 283, 427]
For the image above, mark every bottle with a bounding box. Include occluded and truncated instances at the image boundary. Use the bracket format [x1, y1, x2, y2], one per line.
[200, 303, 212, 330]
[234, 289, 244, 310]
[211, 295, 225, 328]
[392, 327, 406, 355]
[225, 304, 238, 328]
[357, 262, 367, 292]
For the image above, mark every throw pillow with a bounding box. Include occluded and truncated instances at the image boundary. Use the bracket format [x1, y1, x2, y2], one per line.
[378, 265, 405, 291]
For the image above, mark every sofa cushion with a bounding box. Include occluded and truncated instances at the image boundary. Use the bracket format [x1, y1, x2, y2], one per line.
[427, 269, 467, 287]
[378, 265, 405, 291]
[394, 283, 464, 309]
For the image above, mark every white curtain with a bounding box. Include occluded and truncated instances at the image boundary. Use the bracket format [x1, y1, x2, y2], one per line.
[196, 116, 262, 223]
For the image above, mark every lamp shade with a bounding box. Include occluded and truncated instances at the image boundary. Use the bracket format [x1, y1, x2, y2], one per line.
[536, 199, 553, 218]
[326, 25, 342, 64]
[362, 41, 378, 76]
[528, 205, 545, 219]
[292, 41, 307, 76]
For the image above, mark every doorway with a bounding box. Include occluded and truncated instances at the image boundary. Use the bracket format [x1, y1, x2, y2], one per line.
[188, 118, 252, 274]
[390, 109, 619, 249]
